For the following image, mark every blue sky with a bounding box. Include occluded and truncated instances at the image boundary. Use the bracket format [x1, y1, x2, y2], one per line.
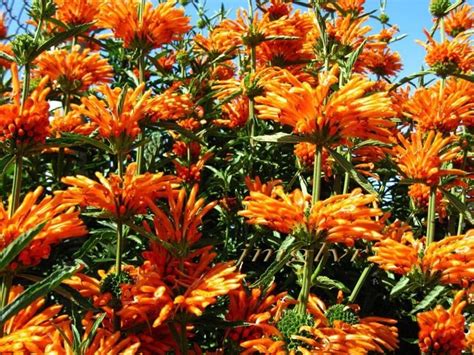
[6, 0, 444, 77]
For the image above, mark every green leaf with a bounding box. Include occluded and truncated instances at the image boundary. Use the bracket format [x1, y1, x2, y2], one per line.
[313, 275, 350, 293]
[343, 39, 367, 78]
[0, 51, 14, 63]
[327, 148, 378, 195]
[73, 228, 115, 259]
[390, 276, 411, 297]
[253, 132, 309, 144]
[81, 313, 107, 352]
[0, 223, 45, 271]
[152, 121, 205, 145]
[49, 132, 113, 153]
[31, 22, 93, 59]
[440, 188, 474, 225]
[352, 139, 392, 150]
[0, 154, 14, 177]
[451, 72, 474, 83]
[411, 285, 448, 314]
[391, 70, 435, 90]
[0, 265, 79, 325]
[251, 237, 304, 288]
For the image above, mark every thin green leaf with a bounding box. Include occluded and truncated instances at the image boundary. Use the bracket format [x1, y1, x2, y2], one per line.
[391, 70, 435, 90]
[0, 223, 45, 271]
[0, 153, 14, 177]
[253, 132, 308, 144]
[0, 51, 14, 63]
[0, 265, 79, 325]
[451, 72, 474, 83]
[32, 23, 93, 59]
[50, 132, 113, 153]
[411, 285, 448, 314]
[328, 148, 378, 195]
[81, 313, 107, 352]
[440, 188, 474, 225]
[390, 276, 411, 297]
[313, 275, 350, 293]
[152, 121, 205, 145]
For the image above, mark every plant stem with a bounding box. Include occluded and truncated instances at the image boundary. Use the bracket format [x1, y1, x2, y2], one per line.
[9, 153, 23, 217]
[297, 146, 323, 314]
[20, 64, 31, 114]
[115, 152, 124, 274]
[136, 52, 146, 175]
[0, 273, 12, 336]
[57, 93, 70, 182]
[426, 186, 437, 245]
[312, 146, 322, 204]
[348, 264, 373, 303]
[311, 243, 328, 282]
[297, 248, 314, 315]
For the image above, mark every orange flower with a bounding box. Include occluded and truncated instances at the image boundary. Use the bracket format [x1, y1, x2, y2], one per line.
[393, 130, 465, 186]
[240, 185, 383, 246]
[444, 4, 473, 37]
[227, 283, 290, 345]
[245, 176, 282, 196]
[309, 189, 383, 246]
[419, 31, 474, 75]
[214, 97, 249, 129]
[357, 46, 403, 77]
[422, 231, 474, 287]
[239, 185, 307, 234]
[0, 187, 87, 268]
[324, 0, 366, 15]
[145, 184, 217, 247]
[34, 45, 113, 92]
[326, 14, 371, 49]
[0, 285, 70, 353]
[403, 78, 474, 132]
[98, 0, 190, 50]
[240, 338, 287, 354]
[53, 0, 102, 26]
[50, 109, 98, 136]
[0, 64, 50, 146]
[417, 290, 466, 354]
[369, 231, 422, 275]
[146, 85, 194, 122]
[72, 83, 150, 144]
[409, 183, 448, 219]
[174, 151, 213, 183]
[174, 261, 245, 316]
[255, 67, 394, 146]
[62, 162, 178, 220]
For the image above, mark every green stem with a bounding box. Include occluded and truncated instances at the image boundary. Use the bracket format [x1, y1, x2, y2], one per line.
[56, 94, 70, 182]
[457, 193, 465, 235]
[9, 153, 23, 217]
[348, 264, 373, 303]
[342, 171, 350, 194]
[0, 273, 13, 336]
[115, 152, 124, 274]
[297, 248, 314, 315]
[426, 186, 437, 245]
[312, 146, 323, 204]
[179, 317, 189, 355]
[136, 53, 146, 175]
[20, 64, 31, 114]
[311, 244, 328, 282]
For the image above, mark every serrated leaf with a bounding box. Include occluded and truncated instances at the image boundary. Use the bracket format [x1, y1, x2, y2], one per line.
[49, 132, 113, 153]
[411, 285, 448, 314]
[390, 276, 411, 297]
[440, 188, 474, 225]
[31, 22, 93, 59]
[73, 229, 115, 259]
[391, 70, 435, 90]
[253, 132, 308, 144]
[328, 148, 378, 195]
[0, 265, 79, 325]
[0, 223, 45, 271]
[313, 275, 350, 293]
[251, 238, 304, 288]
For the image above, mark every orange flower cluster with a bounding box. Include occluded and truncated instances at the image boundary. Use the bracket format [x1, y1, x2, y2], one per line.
[444, 4, 474, 37]
[370, 230, 474, 287]
[53, 0, 102, 26]
[0, 285, 70, 353]
[146, 85, 194, 122]
[62, 163, 178, 220]
[214, 97, 249, 129]
[417, 290, 466, 354]
[0, 65, 50, 146]
[34, 45, 113, 92]
[98, 0, 191, 50]
[72, 84, 150, 143]
[420, 31, 474, 75]
[240, 184, 383, 246]
[393, 130, 465, 186]
[0, 187, 87, 268]
[403, 78, 474, 132]
[255, 67, 395, 146]
[50, 110, 97, 136]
